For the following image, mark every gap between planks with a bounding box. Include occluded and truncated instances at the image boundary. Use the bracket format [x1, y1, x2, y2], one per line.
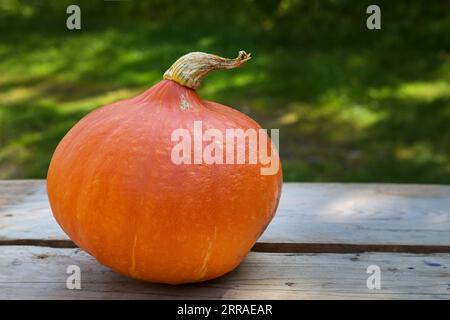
[2, 239, 450, 254]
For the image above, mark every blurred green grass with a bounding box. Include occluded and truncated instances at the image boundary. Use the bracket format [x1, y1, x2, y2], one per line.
[0, 0, 449, 182]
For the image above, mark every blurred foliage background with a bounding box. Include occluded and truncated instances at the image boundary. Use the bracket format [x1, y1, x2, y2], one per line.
[0, 0, 449, 182]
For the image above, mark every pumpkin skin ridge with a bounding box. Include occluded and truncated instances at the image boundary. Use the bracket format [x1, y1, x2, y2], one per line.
[47, 53, 282, 285]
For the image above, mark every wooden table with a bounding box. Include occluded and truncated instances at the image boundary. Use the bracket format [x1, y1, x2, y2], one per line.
[1, 180, 450, 299]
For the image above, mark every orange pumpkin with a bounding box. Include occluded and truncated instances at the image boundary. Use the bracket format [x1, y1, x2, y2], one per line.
[47, 51, 282, 284]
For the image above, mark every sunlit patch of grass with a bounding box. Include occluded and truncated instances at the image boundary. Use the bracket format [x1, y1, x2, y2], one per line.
[396, 81, 450, 102]
[319, 89, 383, 130]
[201, 72, 258, 97]
[0, 87, 37, 104]
[369, 81, 450, 102]
[339, 106, 383, 129]
[395, 142, 448, 167]
[0, 144, 29, 178]
[273, 111, 299, 126]
[60, 88, 141, 112]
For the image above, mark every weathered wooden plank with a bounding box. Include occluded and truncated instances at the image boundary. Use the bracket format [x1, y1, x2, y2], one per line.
[0, 181, 64, 241]
[0, 246, 449, 299]
[0, 180, 41, 207]
[1, 180, 450, 248]
[262, 183, 450, 247]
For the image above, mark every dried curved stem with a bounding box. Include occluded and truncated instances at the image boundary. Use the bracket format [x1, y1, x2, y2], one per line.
[163, 51, 251, 89]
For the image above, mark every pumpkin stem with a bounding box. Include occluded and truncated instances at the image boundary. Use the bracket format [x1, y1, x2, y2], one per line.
[163, 51, 251, 90]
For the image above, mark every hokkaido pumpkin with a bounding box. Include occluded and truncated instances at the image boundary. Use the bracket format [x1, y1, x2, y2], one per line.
[47, 51, 282, 284]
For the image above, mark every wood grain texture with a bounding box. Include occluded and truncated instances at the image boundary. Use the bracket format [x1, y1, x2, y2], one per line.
[0, 181, 64, 241]
[1, 180, 449, 249]
[1, 246, 449, 299]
